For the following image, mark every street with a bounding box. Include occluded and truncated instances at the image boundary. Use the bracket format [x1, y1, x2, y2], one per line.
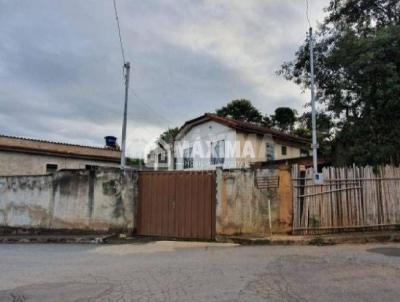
[0, 242, 400, 301]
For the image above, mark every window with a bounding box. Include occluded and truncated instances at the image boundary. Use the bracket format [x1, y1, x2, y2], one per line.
[46, 164, 58, 174]
[211, 140, 225, 165]
[183, 147, 193, 169]
[281, 145, 287, 156]
[266, 143, 275, 161]
[158, 152, 167, 163]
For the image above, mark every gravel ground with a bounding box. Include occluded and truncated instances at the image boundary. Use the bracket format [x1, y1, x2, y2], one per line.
[0, 241, 400, 301]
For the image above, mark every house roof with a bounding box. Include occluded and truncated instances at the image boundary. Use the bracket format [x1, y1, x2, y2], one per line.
[0, 134, 121, 163]
[176, 113, 311, 146]
[251, 156, 333, 169]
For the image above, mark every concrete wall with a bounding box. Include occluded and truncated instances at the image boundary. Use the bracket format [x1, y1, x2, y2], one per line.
[215, 167, 292, 236]
[0, 151, 119, 176]
[0, 167, 136, 233]
[274, 142, 303, 160]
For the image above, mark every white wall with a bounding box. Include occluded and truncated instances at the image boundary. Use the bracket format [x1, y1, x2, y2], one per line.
[175, 121, 237, 170]
[174, 121, 310, 171]
[0, 151, 119, 176]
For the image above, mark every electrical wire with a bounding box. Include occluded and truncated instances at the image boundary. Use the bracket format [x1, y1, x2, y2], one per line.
[131, 90, 174, 127]
[113, 0, 126, 65]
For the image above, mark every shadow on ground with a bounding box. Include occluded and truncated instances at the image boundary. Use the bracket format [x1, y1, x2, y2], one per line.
[367, 247, 400, 257]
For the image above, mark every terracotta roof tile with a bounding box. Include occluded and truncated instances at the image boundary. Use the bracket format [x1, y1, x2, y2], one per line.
[0, 134, 120, 162]
[0, 134, 113, 150]
[178, 113, 311, 145]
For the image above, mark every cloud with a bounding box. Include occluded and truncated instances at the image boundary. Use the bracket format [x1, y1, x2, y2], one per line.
[0, 0, 329, 157]
[165, 0, 328, 112]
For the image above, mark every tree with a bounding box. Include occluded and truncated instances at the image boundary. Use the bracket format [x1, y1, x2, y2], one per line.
[216, 99, 262, 124]
[126, 157, 145, 168]
[279, 0, 400, 165]
[156, 127, 179, 170]
[261, 115, 273, 128]
[298, 112, 333, 137]
[159, 127, 179, 145]
[295, 111, 334, 156]
[271, 107, 298, 132]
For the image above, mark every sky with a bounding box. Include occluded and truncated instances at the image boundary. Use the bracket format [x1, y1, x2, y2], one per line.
[0, 0, 329, 158]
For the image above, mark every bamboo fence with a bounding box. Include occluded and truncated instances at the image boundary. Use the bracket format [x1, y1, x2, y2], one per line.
[292, 165, 400, 234]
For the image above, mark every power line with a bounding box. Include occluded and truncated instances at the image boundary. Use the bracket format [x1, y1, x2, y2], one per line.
[131, 90, 174, 127]
[113, 0, 126, 65]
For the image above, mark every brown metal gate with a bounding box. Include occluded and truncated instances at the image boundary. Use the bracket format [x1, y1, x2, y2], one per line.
[137, 171, 216, 240]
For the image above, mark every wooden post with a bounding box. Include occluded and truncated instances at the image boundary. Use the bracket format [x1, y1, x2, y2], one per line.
[278, 166, 293, 233]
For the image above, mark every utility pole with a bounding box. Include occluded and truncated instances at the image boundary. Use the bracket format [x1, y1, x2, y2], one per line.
[120, 62, 130, 168]
[309, 27, 320, 183]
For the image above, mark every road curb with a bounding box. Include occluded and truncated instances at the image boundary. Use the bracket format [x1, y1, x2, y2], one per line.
[0, 233, 115, 244]
[216, 232, 400, 246]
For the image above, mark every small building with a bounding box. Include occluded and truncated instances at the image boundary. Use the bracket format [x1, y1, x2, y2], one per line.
[173, 113, 311, 170]
[146, 144, 170, 170]
[0, 134, 121, 176]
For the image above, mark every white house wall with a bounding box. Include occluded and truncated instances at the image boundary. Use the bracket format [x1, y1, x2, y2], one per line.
[175, 121, 237, 170]
[174, 121, 310, 171]
[235, 132, 274, 168]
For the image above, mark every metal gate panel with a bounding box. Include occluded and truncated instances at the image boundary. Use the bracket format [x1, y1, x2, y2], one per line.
[137, 171, 216, 240]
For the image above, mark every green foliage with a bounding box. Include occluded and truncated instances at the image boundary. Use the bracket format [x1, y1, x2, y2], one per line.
[216, 99, 263, 124]
[126, 157, 144, 167]
[298, 112, 333, 136]
[293, 127, 311, 141]
[215, 101, 313, 140]
[159, 127, 179, 144]
[297, 111, 334, 156]
[309, 236, 335, 246]
[217, 101, 308, 137]
[261, 115, 273, 127]
[279, 0, 400, 165]
[271, 107, 297, 132]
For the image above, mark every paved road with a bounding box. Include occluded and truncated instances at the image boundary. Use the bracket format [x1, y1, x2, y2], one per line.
[0, 241, 400, 301]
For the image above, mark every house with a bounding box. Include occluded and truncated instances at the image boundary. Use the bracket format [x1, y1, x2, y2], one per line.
[173, 113, 311, 170]
[146, 144, 170, 170]
[0, 134, 121, 176]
